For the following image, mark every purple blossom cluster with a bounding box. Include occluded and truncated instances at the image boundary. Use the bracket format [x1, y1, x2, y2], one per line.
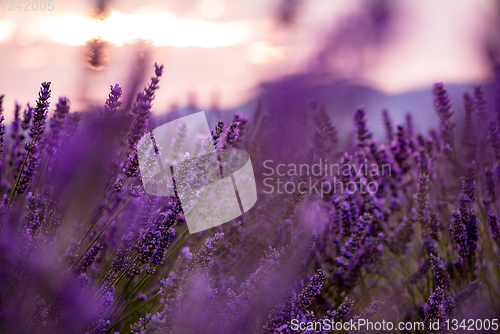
[0, 63, 499, 334]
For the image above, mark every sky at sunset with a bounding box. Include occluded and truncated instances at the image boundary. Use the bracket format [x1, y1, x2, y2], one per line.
[0, 0, 496, 122]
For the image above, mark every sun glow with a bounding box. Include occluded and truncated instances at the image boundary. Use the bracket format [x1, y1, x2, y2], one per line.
[0, 19, 15, 43]
[19, 11, 250, 48]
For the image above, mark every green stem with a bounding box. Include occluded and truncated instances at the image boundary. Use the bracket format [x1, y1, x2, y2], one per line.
[106, 294, 159, 333]
[80, 176, 129, 245]
[73, 195, 133, 269]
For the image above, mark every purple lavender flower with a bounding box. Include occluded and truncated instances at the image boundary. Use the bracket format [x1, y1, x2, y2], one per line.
[461, 92, 477, 160]
[50, 97, 70, 130]
[391, 124, 411, 174]
[338, 213, 370, 268]
[354, 106, 372, 148]
[0, 107, 4, 190]
[312, 105, 338, 145]
[0, 116, 4, 157]
[349, 300, 384, 333]
[7, 103, 23, 180]
[424, 286, 448, 330]
[64, 112, 81, 137]
[388, 216, 414, 255]
[211, 120, 225, 149]
[405, 112, 414, 139]
[188, 232, 224, 273]
[450, 211, 467, 260]
[74, 244, 102, 275]
[488, 121, 500, 162]
[326, 298, 353, 323]
[128, 64, 163, 147]
[103, 84, 122, 118]
[10, 102, 21, 140]
[21, 102, 32, 131]
[134, 210, 178, 269]
[430, 253, 450, 290]
[450, 205, 478, 271]
[433, 82, 455, 151]
[474, 84, 485, 109]
[446, 161, 479, 272]
[30, 81, 51, 139]
[0, 95, 4, 157]
[485, 168, 497, 206]
[382, 108, 394, 143]
[123, 145, 140, 178]
[46, 96, 70, 150]
[454, 280, 481, 307]
[339, 201, 353, 237]
[108, 230, 134, 278]
[495, 63, 500, 127]
[222, 113, 249, 149]
[488, 212, 500, 248]
[260, 269, 326, 334]
[461, 161, 477, 204]
[14, 82, 51, 195]
[412, 173, 435, 241]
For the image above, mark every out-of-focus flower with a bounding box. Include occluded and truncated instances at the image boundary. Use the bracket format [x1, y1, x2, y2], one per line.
[382, 109, 394, 144]
[424, 287, 448, 330]
[354, 106, 372, 148]
[488, 212, 500, 248]
[433, 83, 455, 152]
[102, 84, 122, 118]
[461, 92, 477, 161]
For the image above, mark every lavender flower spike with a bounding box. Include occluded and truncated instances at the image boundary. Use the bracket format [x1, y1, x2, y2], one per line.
[454, 280, 482, 307]
[474, 85, 486, 116]
[354, 105, 372, 148]
[22, 103, 33, 131]
[495, 63, 500, 127]
[0, 115, 4, 156]
[488, 121, 500, 162]
[47, 96, 70, 149]
[103, 83, 122, 118]
[488, 212, 500, 248]
[461, 91, 477, 160]
[430, 253, 450, 290]
[327, 298, 354, 323]
[30, 81, 51, 139]
[382, 108, 394, 143]
[433, 82, 455, 149]
[424, 286, 448, 331]
[74, 244, 102, 275]
[15, 82, 51, 194]
[128, 64, 163, 147]
[0, 95, 4, 156]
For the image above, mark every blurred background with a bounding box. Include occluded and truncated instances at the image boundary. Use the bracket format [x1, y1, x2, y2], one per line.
[0, 0, 499, 132]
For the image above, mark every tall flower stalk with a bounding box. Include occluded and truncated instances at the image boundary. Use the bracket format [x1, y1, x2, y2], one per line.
[9, 82, 51, 201]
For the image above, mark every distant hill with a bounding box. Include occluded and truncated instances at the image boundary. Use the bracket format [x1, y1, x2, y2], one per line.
[155, 74, 496, 145]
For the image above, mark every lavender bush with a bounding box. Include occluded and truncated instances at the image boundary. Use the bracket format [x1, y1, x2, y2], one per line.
[0, 63, 499, 334]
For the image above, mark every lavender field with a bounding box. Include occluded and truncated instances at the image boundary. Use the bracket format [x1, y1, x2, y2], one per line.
[0, 62, 500, 333]
[1, 1, 500, 333]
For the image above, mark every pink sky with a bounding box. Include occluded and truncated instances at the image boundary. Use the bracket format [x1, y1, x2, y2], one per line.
[0, 0, 496, 122]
